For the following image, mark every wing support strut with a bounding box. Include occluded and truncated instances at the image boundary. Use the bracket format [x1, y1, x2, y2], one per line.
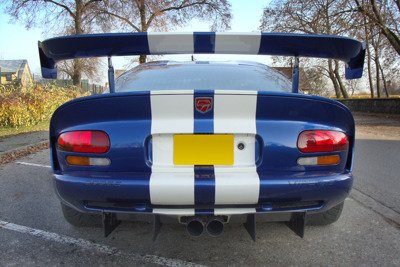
[292, 56, 300, 93]
[108, 56, 115, 93]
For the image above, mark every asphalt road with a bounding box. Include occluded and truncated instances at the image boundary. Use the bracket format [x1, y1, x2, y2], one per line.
[0, 131, 47, 153]
[0, 133, 399, 266]
[353, 138, 400, 214]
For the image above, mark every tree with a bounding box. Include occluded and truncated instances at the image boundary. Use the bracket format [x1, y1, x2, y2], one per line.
[304, 67, 330, 96]
[3, 0, 105, 85]
[353, 0, 400, 55]
[361, 11, 375, 97]
[353, 1, 397, 98]
[99, 0, 232, 63]
[260, 0, 358, 98]
[57, 58, 103, 84]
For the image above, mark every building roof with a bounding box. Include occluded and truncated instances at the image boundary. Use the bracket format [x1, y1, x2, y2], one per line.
[0, 59, 28, 73]
[0, 60, 31, 79]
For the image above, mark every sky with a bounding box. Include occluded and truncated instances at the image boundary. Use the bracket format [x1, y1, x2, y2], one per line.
[0, 0, 269, 83]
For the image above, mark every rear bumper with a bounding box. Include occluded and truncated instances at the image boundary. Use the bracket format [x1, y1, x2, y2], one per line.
[54, 171, 353, 216]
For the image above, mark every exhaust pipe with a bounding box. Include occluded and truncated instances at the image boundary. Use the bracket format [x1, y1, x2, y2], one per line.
[186, 218, 204, 237]
[206, 218, 224, 237]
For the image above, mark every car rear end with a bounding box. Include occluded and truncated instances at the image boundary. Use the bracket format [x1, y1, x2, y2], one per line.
[50, 64, 354, 237]
[39, 32, 365, 239]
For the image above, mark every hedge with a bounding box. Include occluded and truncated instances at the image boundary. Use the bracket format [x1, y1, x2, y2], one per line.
[0, 84, 89, 128]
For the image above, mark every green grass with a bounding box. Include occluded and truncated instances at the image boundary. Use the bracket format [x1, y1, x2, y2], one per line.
[0, 120, 49, 138]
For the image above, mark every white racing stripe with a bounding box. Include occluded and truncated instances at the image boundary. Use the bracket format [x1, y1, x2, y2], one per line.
[150, 92, 195, 206]
[150, 90, 260, 209]
[213, 93, 257, 134]
[152, 134, 174, 167]
[215, 32, 261, 54]
[148, 33, 194, 54]
[214, 90, 258, 95]
[0, 220, 203, 267]
[233, 134, 256, 167]
[150, 171, 195, 205]
[151, 90, 194, 95]
[214, 167, 260, 205]
[16, 162, 51, 168]
[150, 92, 194, 134]
[214, 92, 260, 205]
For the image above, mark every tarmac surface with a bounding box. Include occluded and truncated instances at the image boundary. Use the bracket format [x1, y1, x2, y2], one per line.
[0, 131, 47, 153]
[0, 113, 399, 266]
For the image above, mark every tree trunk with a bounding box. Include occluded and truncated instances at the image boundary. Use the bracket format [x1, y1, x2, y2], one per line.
[363, 16, 374, 98]
[72, 0, 84, 86]
[373, 46, 381, 98]
[378, 61, 389, 97]
[366, 44, 374, 98]
[333, 60, 348, 98]
[328, 59, 341, 98]
[72, 59, 82, 87]
[139, 0, 147, 64]
[369, 0, 400, 55]
[380, 27, 400, 56]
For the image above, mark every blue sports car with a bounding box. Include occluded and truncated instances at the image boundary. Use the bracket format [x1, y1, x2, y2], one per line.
[39, 32, 365, 240]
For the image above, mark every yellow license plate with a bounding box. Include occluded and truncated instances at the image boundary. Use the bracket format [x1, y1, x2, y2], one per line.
[174, 134, 234, 165]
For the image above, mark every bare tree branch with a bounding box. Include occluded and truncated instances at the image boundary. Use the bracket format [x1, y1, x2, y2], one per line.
[43, 0, 75, 18]
[98, 9, 141, 31]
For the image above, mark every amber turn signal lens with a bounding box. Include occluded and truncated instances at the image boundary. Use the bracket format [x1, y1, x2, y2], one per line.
[66, 156, 90, 166]
[297, 155, 340, 166]
[66, 156, 110, 166]
[317, 155, 340, 165]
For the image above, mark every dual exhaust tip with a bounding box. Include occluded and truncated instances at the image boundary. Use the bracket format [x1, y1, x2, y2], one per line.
[186, 218, 224, 237]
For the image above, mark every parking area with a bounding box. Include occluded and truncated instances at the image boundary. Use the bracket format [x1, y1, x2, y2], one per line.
[1, 116, 400, 266]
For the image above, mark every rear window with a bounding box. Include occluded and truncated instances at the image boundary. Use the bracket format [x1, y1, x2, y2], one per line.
[115, 63, 291, 92]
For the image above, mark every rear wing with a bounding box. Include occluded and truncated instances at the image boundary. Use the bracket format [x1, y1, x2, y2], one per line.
[38, 32, 365, 92]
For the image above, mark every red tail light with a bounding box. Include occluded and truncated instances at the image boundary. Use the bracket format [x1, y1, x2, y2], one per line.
[297, 130, 348, 153]
[57, 131, 110, 153]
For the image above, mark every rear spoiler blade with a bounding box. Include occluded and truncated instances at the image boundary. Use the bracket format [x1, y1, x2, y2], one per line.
[38, 32, 365, 80]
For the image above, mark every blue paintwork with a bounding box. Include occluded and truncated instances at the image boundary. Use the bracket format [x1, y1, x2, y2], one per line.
[50, 86, 355, 215]
[193, 90, 216, 214]
[292, 57, 300, 93]
[38, 32, 365, 79]
[54, 171, 352, 215]
[107, 57, 115, 93]
[194, 166, 216, 213]
[345, 45, 366, 79]
[194, 32, 216, 53]
[292, 67, 299, 93]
